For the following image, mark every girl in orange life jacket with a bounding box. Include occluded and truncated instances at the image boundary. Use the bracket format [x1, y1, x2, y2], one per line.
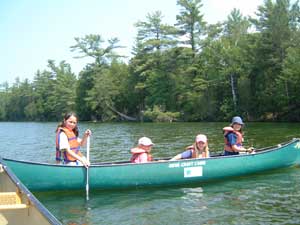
[130, 137, 154, 163]
[170, 134, 209, 161]
[224, 116, 253, 156]
[55, 112, 91, 167]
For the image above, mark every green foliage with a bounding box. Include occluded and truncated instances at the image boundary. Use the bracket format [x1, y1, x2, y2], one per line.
[70, 34, 124, 66]
[143, 105, 180, 122]
[247, 0, 300, 120]
[135, 11, 178, 53]
[76, 69, 95, 120]
[0, 83, 9, 120]
[176, 0, 206, 51]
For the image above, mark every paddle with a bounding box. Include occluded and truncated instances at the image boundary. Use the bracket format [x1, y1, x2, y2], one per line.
[86, 135, 90, 201]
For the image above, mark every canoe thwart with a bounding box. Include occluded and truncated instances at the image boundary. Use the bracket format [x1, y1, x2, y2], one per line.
[0, 192, 28, 210]
[0, 203, 28, 210]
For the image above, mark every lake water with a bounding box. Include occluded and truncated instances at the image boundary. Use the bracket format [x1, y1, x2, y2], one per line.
[0, 122, 300, 224]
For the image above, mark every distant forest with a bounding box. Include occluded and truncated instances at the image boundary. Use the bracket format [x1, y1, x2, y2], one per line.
[1, 0, 300, 122]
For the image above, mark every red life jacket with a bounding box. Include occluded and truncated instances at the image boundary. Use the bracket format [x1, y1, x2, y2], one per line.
[56, 127, 82, 162]
[224, 128, 243, 151]
[130, 147, 152, 163]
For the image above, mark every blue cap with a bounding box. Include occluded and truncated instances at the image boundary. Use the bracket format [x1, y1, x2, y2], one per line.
[231, 116, 244, 125]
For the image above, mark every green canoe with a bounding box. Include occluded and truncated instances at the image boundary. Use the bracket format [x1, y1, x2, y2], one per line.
[3, 138, 300, 191]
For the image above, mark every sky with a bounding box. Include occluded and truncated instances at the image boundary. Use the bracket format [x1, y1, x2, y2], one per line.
[0, 0, 263, 85]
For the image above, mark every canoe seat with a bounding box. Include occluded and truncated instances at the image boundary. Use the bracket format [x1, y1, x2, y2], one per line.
[0, 192, 28, 210]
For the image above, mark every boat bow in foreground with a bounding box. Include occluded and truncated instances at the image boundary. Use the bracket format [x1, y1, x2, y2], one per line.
[0, 158, 61, 225]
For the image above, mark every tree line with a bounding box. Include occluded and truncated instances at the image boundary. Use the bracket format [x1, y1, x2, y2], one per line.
[0, 0, 300, 122]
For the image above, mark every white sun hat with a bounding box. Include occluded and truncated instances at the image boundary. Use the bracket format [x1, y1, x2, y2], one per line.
[138, 137, 154, 146]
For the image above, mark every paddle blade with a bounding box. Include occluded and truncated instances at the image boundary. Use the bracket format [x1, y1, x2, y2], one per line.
[86, 169, 89, 201]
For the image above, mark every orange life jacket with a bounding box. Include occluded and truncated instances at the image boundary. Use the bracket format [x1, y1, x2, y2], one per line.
[224, 128, 243, 152]
[130, 147, 153, 163]
[186, 145, 207, 158]
[56, 127, 82, 162]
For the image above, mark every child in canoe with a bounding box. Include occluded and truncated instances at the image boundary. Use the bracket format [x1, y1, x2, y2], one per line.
[170, 134, 209, 160]
[130, 137, 154, 163]
[55, 112, 91, 167]
[223, 116, 254, 156]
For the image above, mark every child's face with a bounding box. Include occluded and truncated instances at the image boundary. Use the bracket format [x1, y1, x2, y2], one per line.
[196, 141, 206, 150]
[65, 115, 77, 130]
[141, 145, 152, 152]
[233, 123, 242, 131]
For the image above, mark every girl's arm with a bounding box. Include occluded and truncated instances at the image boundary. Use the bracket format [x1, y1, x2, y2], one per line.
[79, 129, 92, 146]
[170, 154, 182, 161]
[231, 144, 253, 153]
[170, 150, 192, 160]
[65, 149, 90, 167]
[227, 133, 250, 152]
[60, 133, 90, 167]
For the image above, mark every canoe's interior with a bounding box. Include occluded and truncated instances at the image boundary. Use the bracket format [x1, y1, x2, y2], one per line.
[92, 151, 254, 165]
[0, 164, 56, 225]
[92, 140, 293, 166]
[93, 153, 228, 165]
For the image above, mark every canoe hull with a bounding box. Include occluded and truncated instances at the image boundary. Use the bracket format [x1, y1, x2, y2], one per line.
[3, 139, 300, 191]
[0, 159, 61, 225]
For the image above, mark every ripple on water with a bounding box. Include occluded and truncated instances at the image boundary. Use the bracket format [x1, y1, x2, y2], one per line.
[3, 122, 300, 224]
